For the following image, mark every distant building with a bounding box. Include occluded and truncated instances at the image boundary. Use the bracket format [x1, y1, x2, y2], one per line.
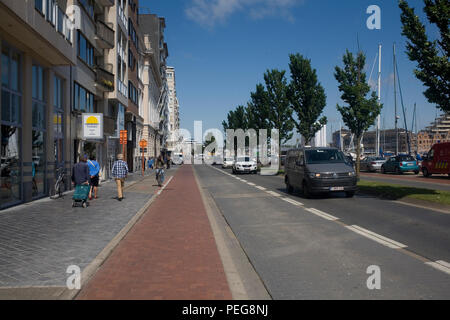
[417, 113, 450, 154]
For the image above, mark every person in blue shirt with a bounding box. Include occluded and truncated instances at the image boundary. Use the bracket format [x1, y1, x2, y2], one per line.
[87, 155, 100, 200]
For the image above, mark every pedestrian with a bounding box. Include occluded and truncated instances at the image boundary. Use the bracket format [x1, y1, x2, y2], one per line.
[148, 157, 155, 170]
[88, 155, 100, 200]
[112, 154, 128, 201]
[72, 155, 90, 187]
[166, 155, 171, 170]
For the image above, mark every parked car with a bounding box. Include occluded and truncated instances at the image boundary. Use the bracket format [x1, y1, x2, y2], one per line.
[381, 155, 420, 174]
[360, 156, 386, 172]
[284, 147, 357, 198]
[421, 142, 450, 177]
[222, 157, 235, 169]
[232, 157, 257, 174]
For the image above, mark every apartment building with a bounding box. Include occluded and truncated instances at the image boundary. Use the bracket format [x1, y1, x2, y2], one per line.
[0, 0, 76, 209]
[139, 13, 169, 160]
[417, 113, 450, 154]
[166, 66, 180, 153]
[0, 1, 174, 209]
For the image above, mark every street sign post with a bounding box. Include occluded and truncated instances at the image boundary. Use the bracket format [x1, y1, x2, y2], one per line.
[139, 140, 148, 176]
[120, 130, 127, 161]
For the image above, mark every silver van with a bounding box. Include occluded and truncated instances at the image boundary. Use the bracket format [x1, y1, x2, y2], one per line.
[285, 147, 357, 198]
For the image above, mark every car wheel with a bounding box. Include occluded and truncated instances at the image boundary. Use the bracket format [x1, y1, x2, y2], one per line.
[414, 170, 419, 175]
[286, 177, 294, 194]
[345, 191, 355, 198]
[302, 181, 312, 199]
[423, 167, 431, 177]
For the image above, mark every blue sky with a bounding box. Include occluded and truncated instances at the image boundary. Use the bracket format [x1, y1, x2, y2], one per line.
[140, 0, 443, 142]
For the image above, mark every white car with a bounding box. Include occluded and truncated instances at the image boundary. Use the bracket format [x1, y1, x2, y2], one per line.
[222, 157, 235, 168]
[232, 157, 257, 174]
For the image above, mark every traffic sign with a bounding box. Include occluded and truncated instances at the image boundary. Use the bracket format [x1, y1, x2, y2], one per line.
[139, 139, 148, 148]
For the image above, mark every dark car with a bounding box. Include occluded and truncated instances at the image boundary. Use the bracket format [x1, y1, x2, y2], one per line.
[284, 147, 357, 198]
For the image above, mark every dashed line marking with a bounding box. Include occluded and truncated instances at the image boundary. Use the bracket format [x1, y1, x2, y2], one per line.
[266, 191, 281, 197]
[247, 182, 256, 186]
[346, 225, 407, 249]
[255, 186, 266, 191]
[281, 197, 304, 206]
[425, 260, 450, 276]
[305, 207, 339, 221]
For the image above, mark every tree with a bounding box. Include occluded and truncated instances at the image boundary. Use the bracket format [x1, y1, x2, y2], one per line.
[334, 50, 382, 177]
[399, 0, 449, 112]
[263, 69, 295, 170]
[203, 133, 216, 154]
[247, 84, 270, 131]
[222, 105, 248, 132]
[287, 54, 327, 145]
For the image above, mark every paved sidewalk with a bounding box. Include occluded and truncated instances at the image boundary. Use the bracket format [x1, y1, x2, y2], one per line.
[77, 165, 232, 300]
[0, 167, 177, 294]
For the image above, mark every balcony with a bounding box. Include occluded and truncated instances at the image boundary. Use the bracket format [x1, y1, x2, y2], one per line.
[95, 20, 115, 49]
[95, 64, 114, 92]
[97, 0, 114, 7]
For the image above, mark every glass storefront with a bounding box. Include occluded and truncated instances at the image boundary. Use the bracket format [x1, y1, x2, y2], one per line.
[32, 64, 46, 198]
[1, 42, 22, 208]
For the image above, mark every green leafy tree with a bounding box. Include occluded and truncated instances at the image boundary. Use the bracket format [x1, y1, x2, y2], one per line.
[263, 69, 294, 170]
[247, 84, 270, 131]
[399, 0, 449, 112]
[287, 54, 327, 145]
[222, 105, 249, 132]
[334, 50, 382, 177]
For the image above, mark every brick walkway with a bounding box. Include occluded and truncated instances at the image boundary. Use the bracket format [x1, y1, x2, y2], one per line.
[77, 165, 231, 300]
[0, 169, 173, 288]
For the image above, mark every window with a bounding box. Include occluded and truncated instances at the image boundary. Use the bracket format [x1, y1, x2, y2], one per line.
[73, 82, 95, 112]
[54, 76, 64, 168]
[32, 63, 47, 198]
[79, 0, 94, 18]
[35, 0, 44, 13]
[128, 81, 138, 105]
[77, 31, 94, 67]
[1, 42, 22, 206]
[46, 0, 56, 25]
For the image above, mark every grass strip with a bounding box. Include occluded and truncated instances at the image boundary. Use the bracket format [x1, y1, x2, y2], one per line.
[358, 180, 450, 206]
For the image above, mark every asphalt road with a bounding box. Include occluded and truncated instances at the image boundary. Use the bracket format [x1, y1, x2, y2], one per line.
[359, 172, 450, 192]
[195, 164, 450, 299]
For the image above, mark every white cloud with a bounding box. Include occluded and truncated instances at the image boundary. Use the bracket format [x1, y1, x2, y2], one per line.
[185, 0, 304, 28]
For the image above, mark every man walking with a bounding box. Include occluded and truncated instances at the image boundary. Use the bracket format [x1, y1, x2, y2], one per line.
[88, 156, 100, 200]
[112, 154, 128, 201]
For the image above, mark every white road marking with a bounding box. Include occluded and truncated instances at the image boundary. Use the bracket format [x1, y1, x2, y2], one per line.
[281, 197, 304, 206]
[425, 260, 450, 275]
[346, 225, 407, 249]
[247, 182, 256, 186]
[266, 191, 281, 197]
[255, 186, 266, 191]
[240, 179, 248, 183]
[305, 208, 339, 221]
[156, 176, 174, 195]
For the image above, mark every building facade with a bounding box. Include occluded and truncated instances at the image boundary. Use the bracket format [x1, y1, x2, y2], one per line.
[0, 0, 175, 210]
[166, 66, 180, 153]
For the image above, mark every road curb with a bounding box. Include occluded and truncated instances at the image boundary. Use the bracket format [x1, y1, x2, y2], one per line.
[58, 170, 177, 300]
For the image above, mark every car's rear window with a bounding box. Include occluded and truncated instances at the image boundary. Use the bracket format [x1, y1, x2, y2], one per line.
[237, 157, 251, 162]
[398, 156, 415, 161]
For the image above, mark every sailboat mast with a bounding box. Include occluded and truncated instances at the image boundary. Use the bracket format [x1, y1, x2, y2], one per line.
[376, 44, 382, 156]
[393, 43, 399, 155]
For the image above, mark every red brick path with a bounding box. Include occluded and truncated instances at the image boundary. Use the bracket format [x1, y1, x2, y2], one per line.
[77, 165, 232, 300]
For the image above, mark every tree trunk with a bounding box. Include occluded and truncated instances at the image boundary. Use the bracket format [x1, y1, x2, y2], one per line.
[356, 135, 361, 178]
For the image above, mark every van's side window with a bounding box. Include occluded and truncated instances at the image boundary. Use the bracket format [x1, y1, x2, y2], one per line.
[429, 149, 434, 160]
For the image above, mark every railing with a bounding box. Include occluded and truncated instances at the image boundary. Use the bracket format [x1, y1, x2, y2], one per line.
[38, 1, 72, 44]
[95, 65, 114, 92]
[96, 20, 114, 48]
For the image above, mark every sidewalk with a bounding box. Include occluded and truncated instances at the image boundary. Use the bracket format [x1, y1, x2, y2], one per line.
[77, 165, 232, 300]
[0, 167, 177, 299]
